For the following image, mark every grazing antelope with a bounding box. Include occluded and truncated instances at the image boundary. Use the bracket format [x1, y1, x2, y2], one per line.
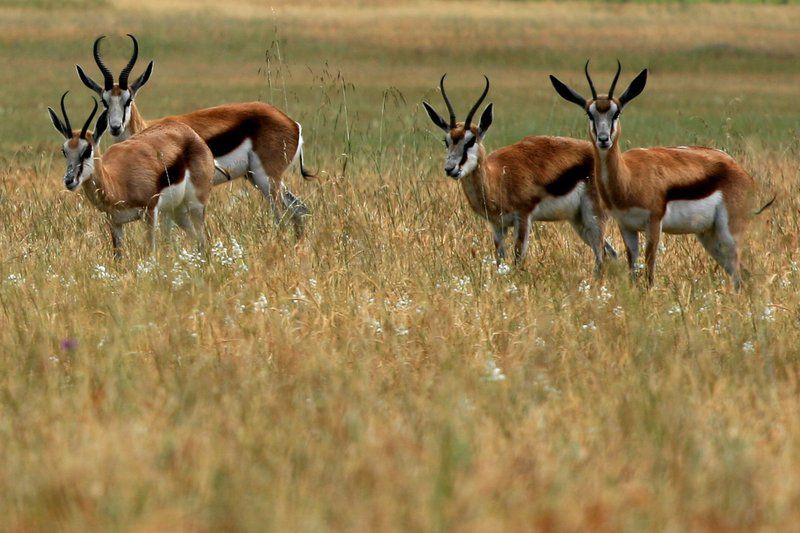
[76, 34, 312, 238]
[47, 92, 214, 257]
[550, 61, 771, 289]
[422, 75, 617, 273]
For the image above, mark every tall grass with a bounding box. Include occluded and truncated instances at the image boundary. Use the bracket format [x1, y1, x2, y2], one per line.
[1, 1, 800, 530]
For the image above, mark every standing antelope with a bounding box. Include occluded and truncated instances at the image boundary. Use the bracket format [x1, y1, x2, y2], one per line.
[550, 61, 771, 289]
[422, 75, 617, 273]
[76, 34, 312, 238]
[47, 92, 215, 257]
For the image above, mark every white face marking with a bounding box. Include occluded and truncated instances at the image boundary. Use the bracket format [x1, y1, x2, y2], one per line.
[662, 191, 722, 234]
[587, 101, 619, 151]
[61, 138, 95, 191]
[102, 89, 133, 137]
[443, 131, 479, 179]
[531, 181, 585, 221]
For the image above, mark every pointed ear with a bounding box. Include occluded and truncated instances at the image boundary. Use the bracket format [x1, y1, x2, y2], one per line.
[130, 60, 154, 94]
[76, 65, 103, 95]
[94, 110, 108, 144]
[422, 102, 449, 132]
[619, 69, 648, 109]
[48, 107, 69, 138]
[549, 75, 587, 109]
[478, 103, 493, 138]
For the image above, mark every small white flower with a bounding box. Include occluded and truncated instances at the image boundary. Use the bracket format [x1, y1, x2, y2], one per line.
[5, 273, 25, 286]
[534, 337, 546, 348]
[293, 287, 306, 301]
[506, 283, 519, 295]
[581, 321, 597, 332]
[395, 326, 409, 336]
[762, 305, 776, 322]
[366, 318, 382, 334]
[92, 264, 117, 282]
[598, 285, 612, 303]
[612, 306, 624, 318]
[667, 304, 682, 315]
[578, 279, 591, 294]
[308, 278, 318, 289]
[395, 294, 412, 311]
[253, 294, 269, 311]
[483, 358, 507, 382]
[742, 340, 755, 353]
[497, 262, 511, 275]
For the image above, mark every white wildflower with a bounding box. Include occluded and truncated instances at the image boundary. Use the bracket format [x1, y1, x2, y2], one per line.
[395, 326, 409, 336]
[92, 264, 117, 282]
[578, 279, 591, 294]
[506, 283, 519, 295]
[395, 294, 412, 311]
[5, 273, 25, 286]
[497, 262, 511, 275]
[483, 358, 507, 382]
[667, 304, 682, 315]
[762, 305, 776, 322]
[534, 337, 546, 348]
[612, 306, 624, 318]
[253, 294, 269, 312]
[742, 340, 755, 353]
[581, 321, 597, 332]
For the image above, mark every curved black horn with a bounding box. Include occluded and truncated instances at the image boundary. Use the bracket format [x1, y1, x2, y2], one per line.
[608, 59, 622, 99]
[119, 34, 139, 90]
[584, 60, 598, 100]
[80, 98, 99, 139]
[60, 91, 73, 134]
[464, 75, 490, 130]
[439, 74, 457, 129]
[93, 36, 114, 91]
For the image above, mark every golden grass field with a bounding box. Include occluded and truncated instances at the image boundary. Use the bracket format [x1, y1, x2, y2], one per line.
[1, 0, 800, 530]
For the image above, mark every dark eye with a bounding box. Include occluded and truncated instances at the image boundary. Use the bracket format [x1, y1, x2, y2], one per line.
[81, 147, 92, 160]
[61, 148, 66, 157]
[464, 137, 476, 149]
[442, 139, 448, 147]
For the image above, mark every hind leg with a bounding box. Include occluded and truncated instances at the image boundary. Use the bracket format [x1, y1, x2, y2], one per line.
[570, 219, 605, 278]
[696, 212, 742, 290]
[620, 227, 640, 278]
[175, 204, 206, 252]
[247, 151, 299, 239]
[281, 185, 310, 240]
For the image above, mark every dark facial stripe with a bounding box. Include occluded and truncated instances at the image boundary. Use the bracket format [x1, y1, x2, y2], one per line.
[545, 158, 592, 197]
[665, 164, 723, 203]
[459, 136, 476, 167]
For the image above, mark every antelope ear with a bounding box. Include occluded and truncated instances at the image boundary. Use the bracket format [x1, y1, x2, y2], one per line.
[76, 64, 103, 95]
[94, 110, 108, 144]
[478, 103, 493, 138]
[130, 60, 154, 94]
[619, 69, 648, 109]
[422, 102, 449, 132]
[47, 107, 69, 138]
[549, 75, 587, 109]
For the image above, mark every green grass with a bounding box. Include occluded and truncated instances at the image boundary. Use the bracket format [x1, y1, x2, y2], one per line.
[2, 0, 800, 530]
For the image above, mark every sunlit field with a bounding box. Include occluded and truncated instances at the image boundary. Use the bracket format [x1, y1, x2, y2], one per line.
[1, 0, 800, 530]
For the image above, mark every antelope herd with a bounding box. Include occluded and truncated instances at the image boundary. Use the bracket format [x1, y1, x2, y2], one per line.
[48, 35, 772, 289]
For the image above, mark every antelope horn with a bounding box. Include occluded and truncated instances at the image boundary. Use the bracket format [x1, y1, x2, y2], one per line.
[80, 97, 99, 139]
[584, 59, 598, 100]
[93, 36, 114, 91]
[119, 34, 139, 90]
[464, 75, 490, 130]
[608, 59, 622, 99]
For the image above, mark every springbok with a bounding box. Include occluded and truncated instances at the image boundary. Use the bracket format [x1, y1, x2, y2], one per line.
[423, 75, 617, 273]
[76, 34, 312, 238]
[550, 61, 772, 289]
[48, 92, 214, 257]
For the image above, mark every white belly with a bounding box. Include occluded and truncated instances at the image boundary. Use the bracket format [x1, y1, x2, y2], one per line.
[214, 138, 253, 183]
[662, 192, 721, 234]
[157, 173, 188, 211]
[610, 207, 651, 231]
[532, 182, 584, 222]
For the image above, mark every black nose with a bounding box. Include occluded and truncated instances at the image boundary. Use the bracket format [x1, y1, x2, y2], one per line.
[598, 134, 610, 143]
[445, 166, 456, 176]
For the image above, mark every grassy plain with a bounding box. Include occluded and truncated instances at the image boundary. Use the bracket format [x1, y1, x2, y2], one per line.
[1, 0, 800, 530]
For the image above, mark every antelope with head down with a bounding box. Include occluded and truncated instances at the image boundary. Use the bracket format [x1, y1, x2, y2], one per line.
[48, 92, 215, 257]
[550, 61, 772, 289]
[76, 35, 312, 238]
[423, 75, 617, 273]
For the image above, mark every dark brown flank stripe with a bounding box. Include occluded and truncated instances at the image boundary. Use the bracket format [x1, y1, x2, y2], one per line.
[545, 157, 592, 197]
[157, 157, 187, 190]
[204, 118, 258, 157]
[664, 163, 724, 204]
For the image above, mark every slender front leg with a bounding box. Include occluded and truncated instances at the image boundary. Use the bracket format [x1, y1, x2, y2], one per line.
[645, 216, 662, 288]
[492, 223, 508, 262]
[620, 228, 639, 278]
[145, 207, 159, 256]
[109, 222, 124, 260]
[513, 213, 532, 266]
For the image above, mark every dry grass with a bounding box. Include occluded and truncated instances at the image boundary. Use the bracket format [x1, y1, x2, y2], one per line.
[1, 1, 800, 530]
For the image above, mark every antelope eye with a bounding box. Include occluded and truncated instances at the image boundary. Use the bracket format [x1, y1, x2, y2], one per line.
[61, 148, 66, 157]
[442, 139, 448, 147]
[81, 147, 92, 160]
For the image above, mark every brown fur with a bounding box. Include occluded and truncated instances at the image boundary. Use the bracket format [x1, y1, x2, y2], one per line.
[74, 121, 214, 256]
[446, 123, 611, 270]
[589, 101, 757, 287]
